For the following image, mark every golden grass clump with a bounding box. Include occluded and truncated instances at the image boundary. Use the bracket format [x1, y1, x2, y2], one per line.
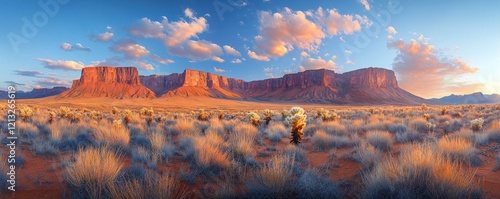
[230, 125, 256, 158]
[437, 136, 480, 166]
[108, 172, 193, 199]
[140, 107, 154, 116]
[362, 143, 481, 199]
[365, 131, 393, 151]
[65, 147, 123, 198]
[248, 154, 296, 196]
[95, 120, 130, 146]
[198, 109, 208, 121]
[19, 106, 33, 121]
[192, 137, 230, 169]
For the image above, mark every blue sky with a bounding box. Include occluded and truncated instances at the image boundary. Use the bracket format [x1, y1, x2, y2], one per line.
[1, 0, 499, 98]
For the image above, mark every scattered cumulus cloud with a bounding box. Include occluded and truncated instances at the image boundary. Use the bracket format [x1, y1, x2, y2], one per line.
[34, 76, 72, 87]
[223, 45, 242, 56]
[388, 35, 482, 98]
[111, 40, 150, 58]
[91, 32, 114, 42]
[132, 60, 155, 70]
[231, 58, 243, 64]
[37, 58, 87, 71]
[212, 56, 225, 63]
[14, 70, 43, 77]
[386, 26, 397, 35]
[299, 57, 338, 72]
[358, 0, 371, 10]
[60, 42, 91, 51]
[248, 50, 270, 61]
[213, 67, 226, 72]
[300, 51, 310, 57]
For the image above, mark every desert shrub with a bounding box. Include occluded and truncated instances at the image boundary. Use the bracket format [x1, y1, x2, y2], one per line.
[441, 107, 447, 115]
[130, 135, 151, 149]
[33, 138, 58, 155]
[233, 123, 258, 139]
[245, 154, 296, 198]
[230, 124, 256, 159]
[409, 117, 429, 133]
[19, 106, 33, 121]
[361, 144, 481, 199]
[470, 118, 484, 132]
[444, 120, 462, 133]
[109, 171, 193, 199]
[198, 109, 208, 121]
[246, 112, 262, 127]
[184, 136, 230, 171]
[172, 120, 200, 136]
[437, 136, 481, 166]
[366, 131, 392, 151]
[263, 109, 274, 125]
[388, 124, 407, 134]
[123, 109, 133, 124]
[139, 107, 154, 116]
[283, 144, 307, 164]
[453, 129, 489, 146]
[353, 144, 383, 171]
[421, 103, 428, 110]
[312, 129, 351, 151]
[112, 106, 119, 115]
[94, 120, 130, 147]
[395, 130, 424, 143]
[286, 107, 307, 144]
[59, 106, 71, 118]
[0, 154, 9, 193]
[293, 169, 341, 199]
[265, 122, 287, 142]
[65, 147, 123, 199]
[320, 121, 348, 136]
[17, 121, 39, 140]
[131, 147, 150, 163]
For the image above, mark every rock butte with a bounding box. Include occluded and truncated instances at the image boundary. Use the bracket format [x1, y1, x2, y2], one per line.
[59, 66, 427, 104]
[58, 66, 156, 99]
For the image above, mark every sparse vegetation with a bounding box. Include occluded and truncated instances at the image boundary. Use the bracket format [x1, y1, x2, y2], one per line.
[286, 107, 307, 144]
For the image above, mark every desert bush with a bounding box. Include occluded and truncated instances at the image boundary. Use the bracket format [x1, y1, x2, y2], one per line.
[245, 154, 295, 198]
[234, 123, 259, 140]
[185, 137, 230, 171]
[354, 144, 383, 171]
[123, 109, 133, 124]
[321, 121, 349, 136]
[312, 129, 351, 151]
[48, 111, 56, 123]
[423, 113, 430, 121]
[109, 171, 193, 199]
[453, 129, 489, 146]
[286, 107, 307, 144]
[265, 122, 287, 142]
[171, 119, 199, 136]
[17, 121, 39, 140]
[246, 112, 262, 126]
[421, 103, 428, 110]
[33, 138, 58, 155]
[198, 109, 208, 121]
[230, 124, 257, 159]
[395, 130, 424, 143]
[0, 154, 10, 193]
[111, 106, 119, 115]
[388, 124, 407, 134]
[94, 120, 130, 147]
[437, 136, 481, 166]
[441, 107, 447, 115]
[59, 106, 71, 118]
[139, 107, 154, 116]
[65, 147, 123, 199]
[444, 120, 462, 133]
[322, 110, 341, 122]
[19, 106, 33, 121]
[131, 146, 150, 163]
[293, 169, 340, 199]
[366, 131, 392, 151]
[262, 109, 274, 125]
[470, 118, 484, 132]
[361, 144, 481, 199]
[426, 122, 436, 133]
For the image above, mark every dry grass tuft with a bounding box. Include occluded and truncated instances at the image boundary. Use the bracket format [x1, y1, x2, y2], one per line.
[362, 143, 481, 199]
[65, 147, 123, 198]
[365, 131, 392, 151]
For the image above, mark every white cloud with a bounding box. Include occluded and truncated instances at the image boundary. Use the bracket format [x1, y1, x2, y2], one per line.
[388, 35, 482, 98]
[37, 58, 87, 71]
[213, 67, 226, 72]
[253, 8, 325, 57]
[223, 45, 242, 56]
[14, 70, 43, 77]
[387, 26, 397, 35]
[212, 56, 225, 63]
[129, 10, 223, 61]
[345, 59, 355, 65]
[111, 40, 150, 58]
[248, 50, 270, 61]
[91, 32, 114, 42]
[132, 60, 155, 70]
[358, 0, 371, 11]
[299, 57, 338, 72]
[35, 76, 72, 87]
[61, 42, 91, 51]
[231, 58, 243, 64]
[300, 51, 310, 57]
[315, 7, 369, 36]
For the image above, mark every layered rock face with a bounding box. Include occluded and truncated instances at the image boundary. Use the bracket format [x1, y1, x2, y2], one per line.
[141, 67, 427, 104]
[59, 66, 155, 99]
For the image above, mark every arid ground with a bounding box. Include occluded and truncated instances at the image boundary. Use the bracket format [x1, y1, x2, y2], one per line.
[1, 98, 499, 199]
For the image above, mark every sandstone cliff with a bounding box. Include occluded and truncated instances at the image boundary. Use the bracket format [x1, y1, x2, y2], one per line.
[140, 67, 427, 104]
[58, 66, 156, 99]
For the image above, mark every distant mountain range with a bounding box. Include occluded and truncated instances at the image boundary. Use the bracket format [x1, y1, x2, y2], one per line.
[0, 87, 68, 99]
[431, 92, 500, 104]
[48, 66, 427, 105]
